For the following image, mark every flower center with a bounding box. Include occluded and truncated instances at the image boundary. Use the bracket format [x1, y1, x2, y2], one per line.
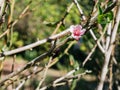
[73, 29, 81, 36]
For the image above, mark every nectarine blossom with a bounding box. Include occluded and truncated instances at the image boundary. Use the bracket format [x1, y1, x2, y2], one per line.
[69, 25, 86, 40]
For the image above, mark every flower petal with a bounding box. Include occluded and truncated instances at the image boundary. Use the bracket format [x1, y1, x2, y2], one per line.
[80, 29, 86, 35]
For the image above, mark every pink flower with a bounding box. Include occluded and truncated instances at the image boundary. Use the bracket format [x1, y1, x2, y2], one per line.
[69, 25, 86, 40]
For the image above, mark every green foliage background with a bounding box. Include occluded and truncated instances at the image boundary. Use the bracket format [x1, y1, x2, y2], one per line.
[0, 0, 120, 89]
[0, 0, 93, 60]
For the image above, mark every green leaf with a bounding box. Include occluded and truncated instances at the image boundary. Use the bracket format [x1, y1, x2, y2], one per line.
[98, 4, 103, 15]
[97, 11, 113, 24]
[97, 14, 106, 24]
[106, 11, 113, 22]
[69, 54, 79, 69]
[15, 40, 24, 47]
[60, 24, 65, 30]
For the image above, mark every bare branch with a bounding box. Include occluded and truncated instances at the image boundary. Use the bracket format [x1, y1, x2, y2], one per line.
[0, 29, 70, 57]
[105, 23, 112, 50]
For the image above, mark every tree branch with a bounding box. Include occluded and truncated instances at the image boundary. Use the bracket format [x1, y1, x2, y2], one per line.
[0, 29, 70, 57]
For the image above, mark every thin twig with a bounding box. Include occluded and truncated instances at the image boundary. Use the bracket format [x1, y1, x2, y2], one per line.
[89, 29, 105, 53]
[11, 55, 16, 73]
[39, 70, 91, 90]
[73, 0, 86, 21]
[15, 80, 25, 90]
[82, 44, 97, 66]
[36, 57, 53, 90]
[52, 3, 74, 35]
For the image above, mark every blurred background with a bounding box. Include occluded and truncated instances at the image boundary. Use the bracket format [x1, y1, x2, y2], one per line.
[0, 0, 120, 90]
